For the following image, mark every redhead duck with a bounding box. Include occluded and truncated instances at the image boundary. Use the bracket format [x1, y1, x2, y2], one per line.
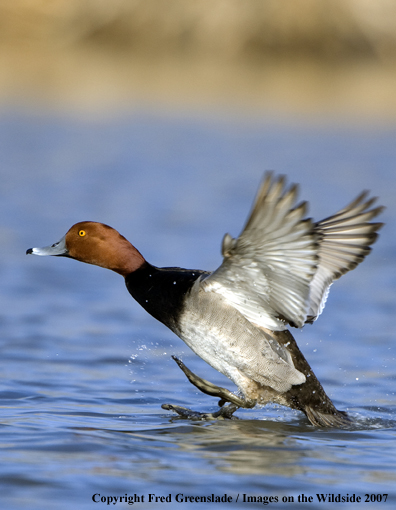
[27, 173, 384, 427]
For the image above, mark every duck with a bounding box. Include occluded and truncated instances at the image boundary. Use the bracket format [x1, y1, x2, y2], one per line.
[27, 173, 384, 427]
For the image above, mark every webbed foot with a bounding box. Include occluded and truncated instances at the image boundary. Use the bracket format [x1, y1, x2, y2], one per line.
[161, 403, 239, 421]
[162, 356, 256, 421]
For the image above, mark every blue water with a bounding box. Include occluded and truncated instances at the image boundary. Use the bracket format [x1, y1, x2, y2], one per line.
[1, 111, 395, 509]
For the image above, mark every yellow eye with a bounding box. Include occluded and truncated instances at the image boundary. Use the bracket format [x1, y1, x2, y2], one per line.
[79, 230, 86, 237]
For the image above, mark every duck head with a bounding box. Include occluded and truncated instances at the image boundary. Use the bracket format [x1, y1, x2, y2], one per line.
[26, 221, 145, 276]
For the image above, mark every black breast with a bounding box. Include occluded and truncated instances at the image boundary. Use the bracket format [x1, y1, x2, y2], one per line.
[125, 262, 207, 331]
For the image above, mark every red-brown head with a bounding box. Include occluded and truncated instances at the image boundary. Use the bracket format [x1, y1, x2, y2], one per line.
[27, 222, 145, 276]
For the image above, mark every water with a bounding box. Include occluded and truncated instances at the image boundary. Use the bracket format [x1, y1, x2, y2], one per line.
[1, 111, 395, 509]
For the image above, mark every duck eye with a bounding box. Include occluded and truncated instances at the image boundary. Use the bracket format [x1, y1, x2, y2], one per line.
[79, 230, 86, 237]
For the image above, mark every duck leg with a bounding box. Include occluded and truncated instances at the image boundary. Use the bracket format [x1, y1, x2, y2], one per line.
[161, 356, 256, 421]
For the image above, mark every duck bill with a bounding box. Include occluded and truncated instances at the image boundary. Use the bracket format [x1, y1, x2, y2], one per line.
[26, 235, 69, 257]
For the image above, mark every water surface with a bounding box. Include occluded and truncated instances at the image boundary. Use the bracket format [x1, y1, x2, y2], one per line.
[1, 112, 395, 509]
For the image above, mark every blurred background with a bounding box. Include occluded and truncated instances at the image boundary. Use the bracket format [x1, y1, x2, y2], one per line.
[1, 0, 396, 119]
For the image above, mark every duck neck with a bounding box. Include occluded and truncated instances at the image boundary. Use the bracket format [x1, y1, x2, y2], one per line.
[125, 262, 205, 331]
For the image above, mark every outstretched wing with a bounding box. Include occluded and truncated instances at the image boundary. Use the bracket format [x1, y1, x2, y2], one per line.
[306, 191, 384, 322]
[202, 173, 319, 330]
[202, 172, 383, 331]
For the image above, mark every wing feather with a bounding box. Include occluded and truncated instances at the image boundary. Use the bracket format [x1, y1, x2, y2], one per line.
[306, 194, 384, 322]
[204, 173, 319, 330]
[203, 173, 384, 331]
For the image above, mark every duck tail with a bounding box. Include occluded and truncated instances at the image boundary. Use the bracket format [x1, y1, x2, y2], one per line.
[272, 329, 353, 428]
[304, 405, 352, 428]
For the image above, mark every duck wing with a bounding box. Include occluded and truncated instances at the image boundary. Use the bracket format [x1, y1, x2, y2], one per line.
[306, 191, 384, 323]
[203, 173, 318, 330]
[203, 172, 383, 331]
